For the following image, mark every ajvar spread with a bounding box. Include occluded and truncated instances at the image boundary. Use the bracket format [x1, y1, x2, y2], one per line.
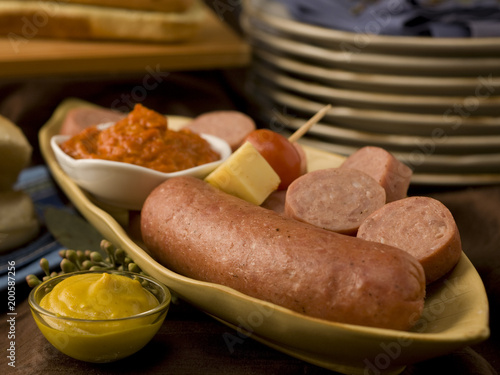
[60, 104, 220, 173]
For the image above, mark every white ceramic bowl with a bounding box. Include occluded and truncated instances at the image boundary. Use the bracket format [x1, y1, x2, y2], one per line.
[51, 123, 232, 210]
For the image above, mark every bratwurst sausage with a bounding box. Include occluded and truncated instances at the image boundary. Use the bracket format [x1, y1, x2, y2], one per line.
[141, 176, 426, 330]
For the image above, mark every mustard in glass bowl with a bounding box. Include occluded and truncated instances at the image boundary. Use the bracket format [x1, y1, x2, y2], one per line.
[29, 270, 170, 363]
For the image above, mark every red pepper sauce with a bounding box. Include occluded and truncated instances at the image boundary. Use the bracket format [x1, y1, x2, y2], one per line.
[60, 104, 220, 173]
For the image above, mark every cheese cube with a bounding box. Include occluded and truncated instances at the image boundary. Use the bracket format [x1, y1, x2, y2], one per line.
[0, 115, 32, 190]
[205, 142, 280, 205]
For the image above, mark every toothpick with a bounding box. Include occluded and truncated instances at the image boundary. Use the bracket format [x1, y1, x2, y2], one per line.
[287, 104, 332, 143]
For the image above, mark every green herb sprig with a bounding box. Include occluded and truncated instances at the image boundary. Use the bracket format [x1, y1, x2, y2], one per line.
[26, 239, 145, 288]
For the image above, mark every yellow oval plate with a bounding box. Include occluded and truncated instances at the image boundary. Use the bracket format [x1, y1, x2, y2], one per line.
[39, 98, 490, 375]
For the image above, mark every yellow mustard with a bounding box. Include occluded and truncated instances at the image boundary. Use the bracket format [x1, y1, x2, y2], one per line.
[40, 273, 158, 320]
[34, 273, 166, 362]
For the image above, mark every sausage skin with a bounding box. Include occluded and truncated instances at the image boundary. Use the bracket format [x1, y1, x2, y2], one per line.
[141, 176, 426, 330]
[357, 196, 462, 284]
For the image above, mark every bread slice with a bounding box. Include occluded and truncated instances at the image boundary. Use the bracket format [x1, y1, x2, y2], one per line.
[0, 190, 39, 252]
[0, 115, 32, 191]
[0, 0, 205, 42]
[36, 0, 195, 13]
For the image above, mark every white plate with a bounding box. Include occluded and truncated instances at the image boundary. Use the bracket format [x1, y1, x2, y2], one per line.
[243, 0, 500, 57]
[301, 140, 500, 185]
[296, 136, 500, 175]
[253, 62, 500, 116]
[254, 48, 500, 97]
[249, 83, 500, 136]
[241, 15, 500, 77]
[410, 172, 500, 185]
[270, 114, 500, 155]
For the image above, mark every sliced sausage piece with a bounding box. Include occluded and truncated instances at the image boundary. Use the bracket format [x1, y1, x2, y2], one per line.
[261, 190, 287, 214]
[284, 168, 386, 235]
[185, 111, 256, 151]
[340, 146, 412, 203]
[141, 176, 425, 330]
[60, 107, 125, 136]
[357, 196, 462, 284]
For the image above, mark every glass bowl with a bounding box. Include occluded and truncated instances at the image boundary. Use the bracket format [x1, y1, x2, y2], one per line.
[29, 270, 171, 363]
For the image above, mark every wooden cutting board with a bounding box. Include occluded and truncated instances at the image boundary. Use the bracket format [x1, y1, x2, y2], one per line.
[0, 6, 250, 78]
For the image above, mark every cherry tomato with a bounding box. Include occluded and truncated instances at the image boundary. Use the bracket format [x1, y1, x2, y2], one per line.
[245, 129, 302, 190]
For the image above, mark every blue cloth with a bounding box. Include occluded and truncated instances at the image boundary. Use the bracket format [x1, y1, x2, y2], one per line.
[0, 166, 66, 290]
[278, 0, 500, 37]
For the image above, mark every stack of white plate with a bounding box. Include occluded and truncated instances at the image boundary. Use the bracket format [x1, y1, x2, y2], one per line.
[240, 0, 500, 185]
